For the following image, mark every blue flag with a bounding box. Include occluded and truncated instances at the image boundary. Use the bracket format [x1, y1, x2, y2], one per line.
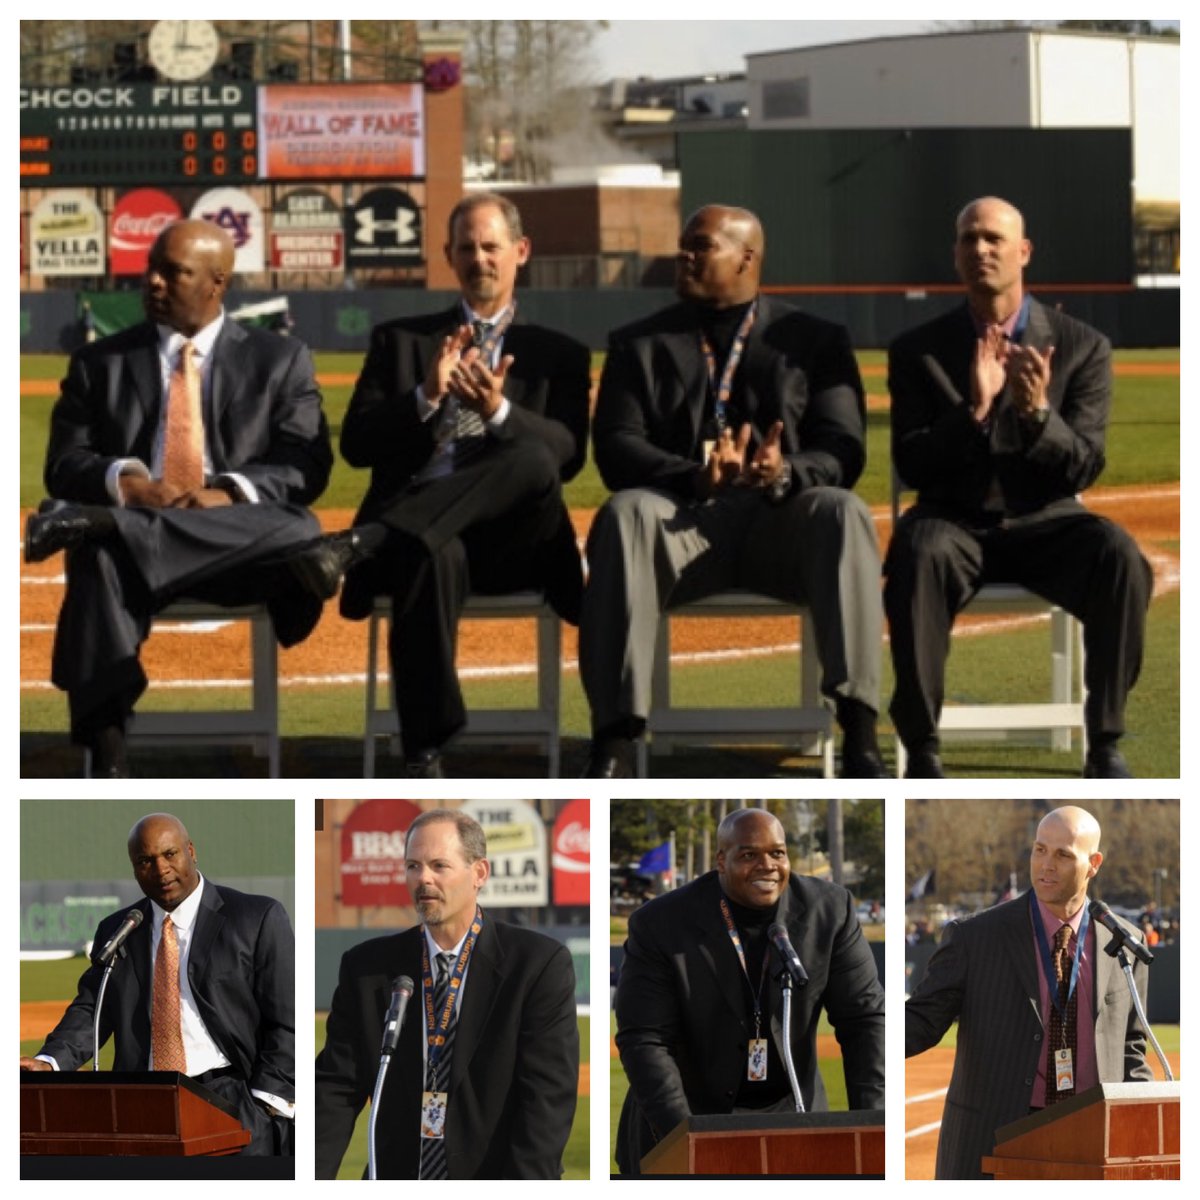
[639, 842, 671, 874]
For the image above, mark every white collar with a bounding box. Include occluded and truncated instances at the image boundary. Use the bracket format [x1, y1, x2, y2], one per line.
[157, 311, 225, 359]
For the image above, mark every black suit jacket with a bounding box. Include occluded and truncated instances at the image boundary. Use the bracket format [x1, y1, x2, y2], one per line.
[905, 893, 1152, 1179]
[337, 306, 590, 618]
[39, 881, 295, 1105]
[593, 296, 866, 501]
[614, 871, 885, 1174]
[889, 297, 1112, 517]
[45, 318, 333, 507]
[315, 917, 579, 1179]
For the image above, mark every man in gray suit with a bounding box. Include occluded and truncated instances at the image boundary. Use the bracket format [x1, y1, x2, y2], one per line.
[905, 805, 1153, 1179]
[580, 204, 886, 778]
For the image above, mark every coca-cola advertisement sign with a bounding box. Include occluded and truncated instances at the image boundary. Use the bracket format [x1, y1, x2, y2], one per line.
[552, 799, 590, 905]
[339, 798, 424, 907]
[110, 188, 182, 276]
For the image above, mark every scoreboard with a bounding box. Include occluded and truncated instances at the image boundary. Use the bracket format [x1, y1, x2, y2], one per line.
[19, 83, 258, 186]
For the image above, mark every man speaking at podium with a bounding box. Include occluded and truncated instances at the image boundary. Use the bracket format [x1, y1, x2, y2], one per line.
[905, 805, 1153, 1179]
[614, 807, 885, 1175]
[19, 813, 295, 1156]
[315, 809, 579, 1179]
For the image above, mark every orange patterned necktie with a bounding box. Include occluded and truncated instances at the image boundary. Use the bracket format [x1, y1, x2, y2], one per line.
[152, 915, 187, 1073]
[161, 340, 205, 492]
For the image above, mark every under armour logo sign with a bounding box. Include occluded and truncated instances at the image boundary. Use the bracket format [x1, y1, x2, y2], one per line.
[354, 207, 418, 246]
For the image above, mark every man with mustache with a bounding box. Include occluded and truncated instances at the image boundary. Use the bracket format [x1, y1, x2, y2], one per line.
[23, 219, 332, 776]
[885, 196, 1153, 778]
[614, 807, 885, 1174]
[905, 805, 1153, 1178]
[20, 812, 295, 1155]
[287, 193, 590, 777]
[580, 204, 887, 778]
[315, 808, 579, 1179]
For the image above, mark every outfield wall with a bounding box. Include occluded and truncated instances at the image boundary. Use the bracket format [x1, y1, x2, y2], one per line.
[20, 286, 1179, 356]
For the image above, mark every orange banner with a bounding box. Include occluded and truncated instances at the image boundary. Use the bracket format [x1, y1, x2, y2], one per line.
[258, 83, 425, 180]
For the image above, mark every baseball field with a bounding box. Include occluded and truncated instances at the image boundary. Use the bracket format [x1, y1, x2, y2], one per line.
[20, 350, 1180, 778]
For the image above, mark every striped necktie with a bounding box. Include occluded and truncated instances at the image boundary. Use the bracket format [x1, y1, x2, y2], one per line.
[419, 952, 457, 1178]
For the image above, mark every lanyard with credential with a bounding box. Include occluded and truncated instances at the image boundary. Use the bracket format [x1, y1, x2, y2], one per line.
[719, 896, 770, 1042]
[700, 300, 757, 434]
[1030, 888, 1090, 1020]
[422, 905, 482, 1085]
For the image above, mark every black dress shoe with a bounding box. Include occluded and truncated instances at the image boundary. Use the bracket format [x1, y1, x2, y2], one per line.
[90, 763, 132, 778]
[581, 739, 635, 778]
[25, 504, 95, 563]
[403, 749, 445, 779]
[839, 746, 889, 779]
[288, 531, 365, 600]
[1084, 745, 1132, 779]
[905, 748, 946, 779]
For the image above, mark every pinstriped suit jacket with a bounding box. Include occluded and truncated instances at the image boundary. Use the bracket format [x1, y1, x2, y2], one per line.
[905, 892, 1151, 1179]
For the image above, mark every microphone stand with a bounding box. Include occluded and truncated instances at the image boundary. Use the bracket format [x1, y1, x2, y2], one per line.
[1098, 926, 1173, 1081]
[776, 965, 806, 1113]
[92, 945, 126, 1072]
[367, 1050, 393, 1180]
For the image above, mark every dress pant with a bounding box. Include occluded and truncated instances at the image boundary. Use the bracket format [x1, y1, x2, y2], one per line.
[372, 437, 580, 755]
[51, 503, 320, 742]
[884, 499, 1153, 750]
[579, 484, 883, 732]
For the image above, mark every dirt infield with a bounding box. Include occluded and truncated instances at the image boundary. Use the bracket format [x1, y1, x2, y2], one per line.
[905, 1044, 1182, 1179]
[18, 483, 1180, 695]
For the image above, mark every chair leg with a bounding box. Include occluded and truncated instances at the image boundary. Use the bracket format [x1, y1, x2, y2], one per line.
[363, 611, 381, 779]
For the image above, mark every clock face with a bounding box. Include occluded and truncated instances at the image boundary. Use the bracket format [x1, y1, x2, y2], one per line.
[148, 20, 220, 82]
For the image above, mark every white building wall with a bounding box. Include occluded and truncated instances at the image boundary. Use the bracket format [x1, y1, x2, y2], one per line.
[747, 30, 1179, 204]
[1130, 40, 1180, 202]
[748, 32, 1035, 128]
[1035, 36, 1132, 125]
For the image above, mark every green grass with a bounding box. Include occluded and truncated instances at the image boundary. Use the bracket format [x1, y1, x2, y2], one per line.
[20, 591, 1179, 778]
[313, 1013, 590, 1179]
[609, 1010, 847, 1173]
[20, 350, 1179, 511]
[21, 957, 112, 1067]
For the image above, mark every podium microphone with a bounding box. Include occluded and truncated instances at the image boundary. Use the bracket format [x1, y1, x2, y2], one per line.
[93, 909, 144, 1071]
[1089, 899, 1154, 966]
[768, 923, 807, 1114]
[768, 923, 809, 985]
[380, 975, 415, 1057]
[369, 975, 415, 1179]
[1088, 898, 1172, 1081]
[96, 908, 144, 966]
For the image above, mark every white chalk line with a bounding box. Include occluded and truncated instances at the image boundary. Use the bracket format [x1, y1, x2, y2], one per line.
[906, 1120, 943, 1139]
[19, 485, 1181, 692]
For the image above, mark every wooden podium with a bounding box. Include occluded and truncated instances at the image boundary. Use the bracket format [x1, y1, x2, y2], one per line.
[982, 1082, 1180, 1179]
[640, 1110, 885, 1176]
[21, 1071, 251, 1157]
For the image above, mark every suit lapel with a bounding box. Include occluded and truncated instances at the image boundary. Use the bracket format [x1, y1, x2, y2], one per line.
[767, 879, 806, 1052]
[208, 318, 249, 458]
[694, 877, 753, 1029]
[1017, 297, 1054, 355]
[126, 326, 163, 448]
[1001, 893, 1041, 1009]
[660, 325, 708, 450]
[499, 322, 532, 406]
[450, 916, 501, 1088]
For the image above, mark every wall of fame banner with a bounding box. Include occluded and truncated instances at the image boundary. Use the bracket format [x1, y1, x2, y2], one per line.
[258, 83, 425, 180]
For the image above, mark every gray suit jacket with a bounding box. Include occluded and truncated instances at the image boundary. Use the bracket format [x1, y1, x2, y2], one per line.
[615, 871, 884, 1174]
[45, 318, 332, 507]
[905, 892, 1152, 1179]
